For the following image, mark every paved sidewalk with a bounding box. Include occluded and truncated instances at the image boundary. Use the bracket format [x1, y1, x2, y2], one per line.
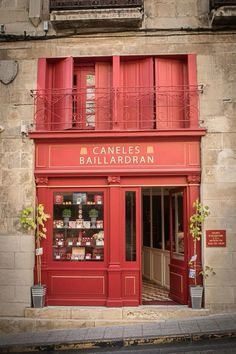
[0, 312, 236, 353]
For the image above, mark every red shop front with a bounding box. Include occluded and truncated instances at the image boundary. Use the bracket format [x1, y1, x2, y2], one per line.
[32, 133, 204, 306]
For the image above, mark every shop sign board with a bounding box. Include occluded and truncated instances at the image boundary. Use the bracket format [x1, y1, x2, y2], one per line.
[40, 140, 200, 171]
[206, 230, 226, 247]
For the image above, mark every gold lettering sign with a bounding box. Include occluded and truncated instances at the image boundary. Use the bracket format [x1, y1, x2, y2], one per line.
[79, 144, 155, 166]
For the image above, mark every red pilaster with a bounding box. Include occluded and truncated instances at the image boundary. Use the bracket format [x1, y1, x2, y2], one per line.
[106, 181, 123, 306]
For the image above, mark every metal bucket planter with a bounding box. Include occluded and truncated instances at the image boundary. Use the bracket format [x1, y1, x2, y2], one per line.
[31, 285, 46, 308]
[190, 285, 203, 309]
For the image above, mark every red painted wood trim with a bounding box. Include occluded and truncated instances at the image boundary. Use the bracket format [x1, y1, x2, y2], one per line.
[29, 129, 206, 140]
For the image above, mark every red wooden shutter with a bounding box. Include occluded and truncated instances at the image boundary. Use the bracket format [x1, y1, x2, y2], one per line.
[95, 62, 112, 130]
[53, 57, 73, 130]
[155, 58, 187, 129]
[120, 58, 154, 130]
[187, 54, 198, 128]
[36, 58, 53, 130]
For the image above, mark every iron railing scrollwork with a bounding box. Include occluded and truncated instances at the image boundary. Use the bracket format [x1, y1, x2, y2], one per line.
[30, 85, 203, 131]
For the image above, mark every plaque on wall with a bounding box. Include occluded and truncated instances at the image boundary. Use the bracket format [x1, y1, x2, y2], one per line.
[206, 230, 226, 247]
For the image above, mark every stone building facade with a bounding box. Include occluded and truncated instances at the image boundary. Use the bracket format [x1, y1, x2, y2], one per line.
[0, 0, 235, 317]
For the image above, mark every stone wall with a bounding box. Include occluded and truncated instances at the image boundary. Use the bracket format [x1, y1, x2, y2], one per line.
[198, 51, 236, 310]
[0, 0, 235, 315]
[0, 56, 36, 315]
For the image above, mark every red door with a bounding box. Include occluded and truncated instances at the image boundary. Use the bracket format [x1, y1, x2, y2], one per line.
[169, 188, 188, 304]
[120, 188, 141, 306]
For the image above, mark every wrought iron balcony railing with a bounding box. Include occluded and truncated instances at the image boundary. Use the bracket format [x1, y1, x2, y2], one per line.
[50, 0, 143, 11]
[30, 86, 202, 132]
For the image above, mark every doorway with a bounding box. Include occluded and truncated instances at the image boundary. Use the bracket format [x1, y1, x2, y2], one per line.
[141, 187, 188, 305]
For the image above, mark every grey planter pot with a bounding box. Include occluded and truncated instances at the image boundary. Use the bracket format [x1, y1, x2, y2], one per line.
[190, 285, 203, 309]
[31, 285, 46, 308]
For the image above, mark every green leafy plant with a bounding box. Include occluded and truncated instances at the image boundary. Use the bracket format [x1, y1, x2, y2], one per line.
[89, 208, 99, 218]
[62, 208, 72, 218]
[199, 265, 216, 279]
[20, 204, 50, 285]
[190, 199, 210, 241]
[189, 199, 215, 285]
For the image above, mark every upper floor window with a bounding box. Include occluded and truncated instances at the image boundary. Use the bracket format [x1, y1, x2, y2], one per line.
[32, 55, 201, 132]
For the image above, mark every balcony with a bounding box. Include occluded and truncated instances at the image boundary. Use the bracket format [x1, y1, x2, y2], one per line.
[49, 0, 143, 31]
[50, 0, 143, 10]
[30, 86, 202, 132]
[210, 0, 236, 26]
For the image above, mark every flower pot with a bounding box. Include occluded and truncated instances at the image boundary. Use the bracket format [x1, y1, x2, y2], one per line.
[31, 284, 46, 308]
[190, 285, 203, 309]
[91, 217, 97, 228]
[63, 217, 69, 227]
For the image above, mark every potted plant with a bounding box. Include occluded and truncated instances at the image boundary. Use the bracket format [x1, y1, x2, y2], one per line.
[20, 203, 50, 308]
[188, 199, 215, 309]
[62, 208, 72, 227]
[89, 208, 99, 228]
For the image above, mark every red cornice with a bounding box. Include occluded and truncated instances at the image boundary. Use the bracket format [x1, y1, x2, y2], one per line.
[34, 168, 200, 178]
[29, 129, 206, 142]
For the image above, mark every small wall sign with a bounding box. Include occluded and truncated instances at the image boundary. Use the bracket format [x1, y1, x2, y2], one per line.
[206, 230, 226, 247]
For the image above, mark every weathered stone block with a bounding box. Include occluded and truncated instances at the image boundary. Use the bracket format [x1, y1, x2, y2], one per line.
[201, 149, 219, 165]
[0, 252, 14, 269]
[202, 133, 223, 150]
[205, 116, 232, 133]
[71, 307, 122, 320]
[176, 0, 197, 17]
[223, 133, 236, 149]
[205, 287, 234, 304]
[20, 235, 35, 253]
[0, 236, 20, 252]
[15, 252, 34, 269]
[205, 269, 236, 286]
[14, 285, 31, 302]
[0, 285, 15, 302]
[204, 249, 233, 268]
[0, 302, 28, 317]
[0, 269, 33, 286]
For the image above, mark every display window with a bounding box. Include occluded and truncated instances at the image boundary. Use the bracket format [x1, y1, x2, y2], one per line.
[53, 191, 104, 261]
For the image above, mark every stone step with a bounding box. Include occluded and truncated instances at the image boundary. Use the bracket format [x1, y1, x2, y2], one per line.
[0, 306, 211, 334]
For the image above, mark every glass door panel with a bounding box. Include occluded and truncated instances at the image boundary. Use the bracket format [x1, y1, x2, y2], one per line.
[125, 191, 136, 262]
[171, 191, 184, 259]
[169, 188, 187, 304]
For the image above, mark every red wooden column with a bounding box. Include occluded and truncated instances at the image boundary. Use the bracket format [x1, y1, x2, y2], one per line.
[187, 175, 201, 287]
[106, 177, 123, 306]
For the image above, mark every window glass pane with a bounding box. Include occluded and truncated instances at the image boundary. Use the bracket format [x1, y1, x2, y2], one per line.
[142, 195, 150, 247]
[171, 192, 184, 256]
[125, 191, 136, 261]
[164, 195, 170, 250]
[53, 192, 104, 261]
[152, 195, 162, 249]
[86, 74, 95, 86]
